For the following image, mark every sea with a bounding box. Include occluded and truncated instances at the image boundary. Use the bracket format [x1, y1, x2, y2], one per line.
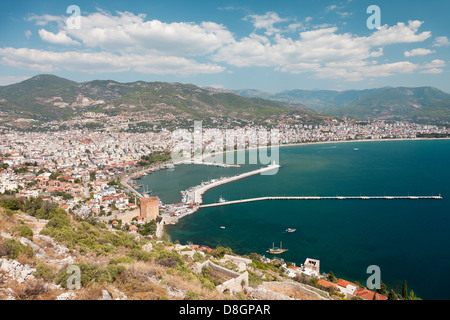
[136, 139, 450, 300]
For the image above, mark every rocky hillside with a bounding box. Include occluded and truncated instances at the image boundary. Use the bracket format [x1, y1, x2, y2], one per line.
[0, 202, 337, 301]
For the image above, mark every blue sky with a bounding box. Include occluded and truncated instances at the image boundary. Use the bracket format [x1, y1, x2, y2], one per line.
[0, 0, 449, 92]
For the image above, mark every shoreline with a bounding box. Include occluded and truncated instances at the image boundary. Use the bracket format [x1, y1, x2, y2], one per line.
[192, 137, 450, 166]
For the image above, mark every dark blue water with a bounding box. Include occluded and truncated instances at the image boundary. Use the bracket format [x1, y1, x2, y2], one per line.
[138, 140, 450, 299]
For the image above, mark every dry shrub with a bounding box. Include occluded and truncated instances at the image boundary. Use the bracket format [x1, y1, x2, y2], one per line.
[125, 261, 165, 280]
[75, 283, 104, 300]
[163, 271, 226, 300]
[156, 257, 178, 268]
[120, 279, 167, 300]
[0, 212, 19, 233]
[13, 279, 60, 300]
[16, 251, 36, 267]
[0, 238, 7, 257]
[111, 261, 168, 300]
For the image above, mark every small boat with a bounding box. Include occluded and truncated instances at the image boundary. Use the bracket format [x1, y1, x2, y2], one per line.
[218, 196, 227, 203]
[286, 228, 296, 233]
[354, 148, 359, 151]
[220, 226, 226, 229]
[267, 242, 288, 254]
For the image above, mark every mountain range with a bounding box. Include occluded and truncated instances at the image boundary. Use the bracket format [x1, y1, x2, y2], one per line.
[0, 75, 317, 126]
[0, 74, 449, 127]
[236, 86, 450, 125]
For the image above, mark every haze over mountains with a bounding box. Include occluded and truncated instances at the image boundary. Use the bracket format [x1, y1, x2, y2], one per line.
[0, 74, 449, 126]
[236, 86, 450, 125]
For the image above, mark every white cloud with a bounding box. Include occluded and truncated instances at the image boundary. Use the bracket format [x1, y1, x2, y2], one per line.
[39, 29, 80, 46]
[433, 36, 450, 47]
[404, 48, 435, 57]
[213, 18, 432, 81]
[63, 11, 235, 56]
[25, 14, 64, 26]
[365, 21, 431, 46]
[0, 47, 224, 75]
[419, 59, 446, 74]
[24, 30, 32, 39]
[244, 12, 288, 36]
[17, 10, 439, 81]
[422, 59, 446, 69]
[420, 68, 443, 74]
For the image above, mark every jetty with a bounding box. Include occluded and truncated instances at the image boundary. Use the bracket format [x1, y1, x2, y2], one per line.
[199, 195, 443, 208]
[189, 163, 281, 204]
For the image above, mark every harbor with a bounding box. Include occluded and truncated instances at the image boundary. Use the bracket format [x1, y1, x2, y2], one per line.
[161, 163, 281, 221]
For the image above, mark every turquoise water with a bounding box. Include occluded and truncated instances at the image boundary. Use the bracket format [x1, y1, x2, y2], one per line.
[137, 140, 450, 299]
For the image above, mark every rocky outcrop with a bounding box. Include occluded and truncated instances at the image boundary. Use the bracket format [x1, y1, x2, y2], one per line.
[0, 258, 36, 283]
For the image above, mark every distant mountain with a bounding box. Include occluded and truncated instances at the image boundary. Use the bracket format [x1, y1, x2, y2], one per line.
[0, 75, 326, 126]
[235, 86, 450, 125]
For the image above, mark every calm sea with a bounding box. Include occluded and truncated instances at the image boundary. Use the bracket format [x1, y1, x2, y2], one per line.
[136, 139, 450, 299]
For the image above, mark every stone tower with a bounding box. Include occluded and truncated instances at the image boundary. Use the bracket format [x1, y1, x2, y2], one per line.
[140, 197, 159, 221]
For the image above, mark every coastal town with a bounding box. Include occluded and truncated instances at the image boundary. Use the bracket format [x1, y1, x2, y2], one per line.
[0, 118, 447, 300]
[1, 118, 448, 225]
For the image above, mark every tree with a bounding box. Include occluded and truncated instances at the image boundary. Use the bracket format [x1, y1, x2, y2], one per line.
[377, 281, 388, 296]
[327, 271, 337, 283]
[408, 290, 421, 300]
[402, 280, 408, 300]
[388, 289, 398, 300]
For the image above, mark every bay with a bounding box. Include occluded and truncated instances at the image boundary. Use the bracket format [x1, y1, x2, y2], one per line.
[137, 139, 450, 300]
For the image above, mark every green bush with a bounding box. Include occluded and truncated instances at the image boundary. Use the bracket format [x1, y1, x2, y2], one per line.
[12, 224, 34, 239]
[55, 263, 126, 288]
[109, 256, 134, 265]
[126, 248, 152, 262]
[45, 213, 71, 229]
[34, 263, 56, 282]
[39, 214, 140, 256]
[184, 291, 200, 300]
[0, 196, 20, 211]
[198, 276, 217, 291]
[155, 250, 184, 266]
[1, 239, 34, 259]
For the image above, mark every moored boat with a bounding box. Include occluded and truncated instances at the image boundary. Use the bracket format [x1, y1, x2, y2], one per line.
[267, 242, 288, 254]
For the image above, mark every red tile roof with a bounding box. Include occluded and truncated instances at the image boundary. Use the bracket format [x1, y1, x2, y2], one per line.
[354, 288, 388, 300]
[337, 279, 359, 289]
[318, 279, 338, 289]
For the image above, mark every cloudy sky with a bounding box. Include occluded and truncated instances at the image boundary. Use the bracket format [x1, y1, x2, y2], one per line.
[0, 0, 449, 92]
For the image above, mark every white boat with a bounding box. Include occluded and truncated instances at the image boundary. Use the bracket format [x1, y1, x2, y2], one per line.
[219, 196, 227, 203]
[220, 226, 226, 229]
[286, 228, 296, 233]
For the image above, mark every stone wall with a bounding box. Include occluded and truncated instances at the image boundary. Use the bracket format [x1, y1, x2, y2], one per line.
[195, 260, 248, 294]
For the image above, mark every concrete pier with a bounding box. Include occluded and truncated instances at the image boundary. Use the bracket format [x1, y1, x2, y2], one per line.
[199, 195, 443, 208]
[189, 164, 281, 204]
